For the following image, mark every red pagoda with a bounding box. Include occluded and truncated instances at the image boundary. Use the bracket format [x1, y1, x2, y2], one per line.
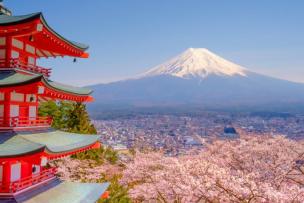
[0, 2, 109, 202]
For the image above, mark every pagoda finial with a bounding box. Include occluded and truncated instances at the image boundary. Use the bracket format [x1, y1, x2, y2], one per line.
[0, 0, 12, 16]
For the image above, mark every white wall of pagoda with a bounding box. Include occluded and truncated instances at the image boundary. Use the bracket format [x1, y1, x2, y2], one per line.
[0, 36, 39, 69]
[0, 90, 40, 129]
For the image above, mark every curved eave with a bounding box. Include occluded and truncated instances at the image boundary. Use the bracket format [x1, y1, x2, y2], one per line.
[22, 182, 110, 203]
[0, 12, 89, 53]
[0, 141, 99, 159]
[42, 78, 93, 96]
[43, 141, 99, 158]
[38, 13, 89, 52]
[0, 131, 100, 158]
[0, 146, 45, 159]
[0, 133, 45, 158]
[0, 12, 41, 26]
[0, 70, 43, 87]
[0, 70, 93, 97]
[21, 131, 101, 155]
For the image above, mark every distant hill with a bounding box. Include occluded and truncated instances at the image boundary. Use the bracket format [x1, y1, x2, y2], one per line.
[88, 48, 304, 115]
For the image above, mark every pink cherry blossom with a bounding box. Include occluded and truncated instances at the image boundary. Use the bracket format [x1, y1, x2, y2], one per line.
[121, 135, 304, 202]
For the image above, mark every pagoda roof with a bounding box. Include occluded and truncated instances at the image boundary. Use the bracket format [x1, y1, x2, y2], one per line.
[22, 182, 109, 203]
[9, 178, 110, 203]
[0, 130, 100, 158]
[0, 132, 44, 157]
[0, 13, 40, 25]
[0, 12, 89, 51]
[47, 80, 92, 96]
[0, 70, 92, 96]
[0, 70, 41, 86]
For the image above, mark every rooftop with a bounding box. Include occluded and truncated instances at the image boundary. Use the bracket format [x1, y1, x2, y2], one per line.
[22, 182, 109, 203]
[0, 12, 89, 51]
[3, 178, 109, 203]
[0, 129, 100, 158]
[0, 70, 92, 96]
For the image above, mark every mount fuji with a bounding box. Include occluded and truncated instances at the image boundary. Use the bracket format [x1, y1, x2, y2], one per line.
[140, 48, 247, 79]
[89, 48, 304, 112]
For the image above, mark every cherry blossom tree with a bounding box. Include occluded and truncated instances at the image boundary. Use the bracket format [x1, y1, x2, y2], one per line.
[121, 135, 304, 203]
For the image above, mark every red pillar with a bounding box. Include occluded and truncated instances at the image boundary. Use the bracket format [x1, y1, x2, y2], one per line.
[2, 161, 11, 189]
[5, 36, 12, 67]
[21, 161, 31, 179]
[36, 93, 39, 119]
[3, 91, 11, 127]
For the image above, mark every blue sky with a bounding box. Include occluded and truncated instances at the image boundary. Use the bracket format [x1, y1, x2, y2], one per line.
[6, 0, 304, 86]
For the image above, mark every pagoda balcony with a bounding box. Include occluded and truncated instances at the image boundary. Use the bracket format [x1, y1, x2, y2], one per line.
[0, 116, 52, 129]
[0, 167, 57, 194]
[0, 58, 52, 77]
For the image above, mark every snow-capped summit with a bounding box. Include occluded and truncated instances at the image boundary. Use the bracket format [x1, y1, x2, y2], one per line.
[90, 48, 304, 111]
[142, 48, 247, 79]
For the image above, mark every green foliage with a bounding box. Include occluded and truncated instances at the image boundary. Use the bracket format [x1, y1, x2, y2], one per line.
[67, 102, 97, 134]
[39, 101, 130, 201]
[98, 175, 131, 203]
[104, 147, 119, 164]
[71, 146, 118, 165]
[39, 101, 73, 130]
[39, 101, 96, 134]
[71, 148, 104, 164]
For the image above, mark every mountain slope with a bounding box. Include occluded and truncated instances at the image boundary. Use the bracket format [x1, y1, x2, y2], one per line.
[89, 48, 304, 111]
[141, 48, 247, 78]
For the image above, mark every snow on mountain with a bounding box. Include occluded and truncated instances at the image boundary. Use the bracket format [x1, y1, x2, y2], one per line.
[141, 48, 247, 79]
[89, 48, 304, 112]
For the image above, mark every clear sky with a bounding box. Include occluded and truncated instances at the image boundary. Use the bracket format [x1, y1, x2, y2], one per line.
[6, 0, 304, 86]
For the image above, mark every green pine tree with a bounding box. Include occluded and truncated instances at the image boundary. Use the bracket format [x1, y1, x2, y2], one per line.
[39, 101, 130, 202]
[67, 102, 97, 134]
[39, 101, 73, 129]
[39, 101, 96, 134]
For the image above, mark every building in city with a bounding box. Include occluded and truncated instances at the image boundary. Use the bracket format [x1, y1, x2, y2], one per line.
[219, 126, 240, 139]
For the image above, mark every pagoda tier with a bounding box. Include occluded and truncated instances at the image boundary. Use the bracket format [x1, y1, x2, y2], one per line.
[0, 70, 93, 130]
[0, 129, 102, 195]
[0, 12, 89, 77]
[0, 70, 93, 101]
[0, 130, 101, 159]
[0, 12, 89, 57]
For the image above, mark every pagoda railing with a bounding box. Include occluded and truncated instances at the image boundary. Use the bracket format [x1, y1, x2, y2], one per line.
[0, 58, 52, 77]
[0, 167, 57, 193]
[0, 116, 52, 128]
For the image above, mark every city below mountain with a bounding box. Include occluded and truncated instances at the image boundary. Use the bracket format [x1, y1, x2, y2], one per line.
[88, 48, 304, 114]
